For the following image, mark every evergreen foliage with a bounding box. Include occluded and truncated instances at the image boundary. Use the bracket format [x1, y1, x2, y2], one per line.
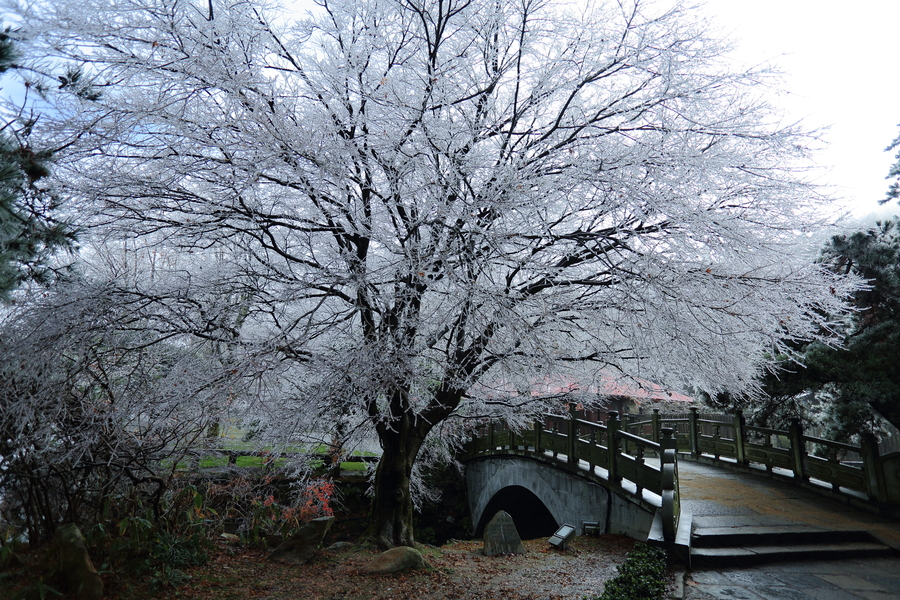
[592, 542, 668, 600]
[0, 31, 76, 300]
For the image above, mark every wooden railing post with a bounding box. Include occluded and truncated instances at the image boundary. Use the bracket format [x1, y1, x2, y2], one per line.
[550, 416, 559, 458]
[733, 409, 747, 465]
[652, 408, 661, 443]
[788, 418, 807, 481]
[660, 427, 680, 542]
[534, 420, 543, 456]
[607, 411, 620, 482]
[860, 432, 887, 503]
[567, 403, 578, 464]
[688, 406, 700, 457]
[488, 422, 495, 451]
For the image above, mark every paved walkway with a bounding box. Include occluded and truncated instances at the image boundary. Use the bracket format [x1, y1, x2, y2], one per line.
[675, 460, 900, 600]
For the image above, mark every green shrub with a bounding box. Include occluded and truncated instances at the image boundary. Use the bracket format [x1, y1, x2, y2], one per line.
[592, 543, 667, 600]
[79, 485, 213, 592]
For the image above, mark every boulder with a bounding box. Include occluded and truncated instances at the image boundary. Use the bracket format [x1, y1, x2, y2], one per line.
[482, 511, 526, 556]
[49, 523, 104, 600]
[268, 516, 334, 565]
[361, 546, 427, 574]
[326, 541, 355, 551]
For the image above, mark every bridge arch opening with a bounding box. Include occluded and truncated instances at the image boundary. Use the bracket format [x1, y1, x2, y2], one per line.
[476, 485, 558, 539]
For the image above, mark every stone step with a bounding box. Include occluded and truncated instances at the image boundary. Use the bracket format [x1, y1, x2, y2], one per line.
[691, 541, 893, 568]
[691, 525, 874, 548]
[689, 515, 895, 568]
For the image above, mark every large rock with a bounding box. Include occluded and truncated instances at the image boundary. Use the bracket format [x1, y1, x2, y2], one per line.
[482, 511, 526, 556]
[268, 516, 334, 565]
[49, 523, 104, 600]
[361, 546, 427, 574]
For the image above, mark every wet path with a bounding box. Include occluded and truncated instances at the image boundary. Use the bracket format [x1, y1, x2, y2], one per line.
[674, 460, 900, 599]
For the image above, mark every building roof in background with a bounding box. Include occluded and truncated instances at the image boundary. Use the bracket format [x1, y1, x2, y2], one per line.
[476, 374, 693, 404]
[534, 374, 693, 404]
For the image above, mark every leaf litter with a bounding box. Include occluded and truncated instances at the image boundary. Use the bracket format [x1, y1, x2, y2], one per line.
[169, 535, 654, 600]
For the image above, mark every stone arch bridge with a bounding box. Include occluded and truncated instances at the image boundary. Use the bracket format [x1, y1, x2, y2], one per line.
[459, 409, 900, 560]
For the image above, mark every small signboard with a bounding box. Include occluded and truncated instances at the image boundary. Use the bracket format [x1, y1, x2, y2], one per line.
[548, 524, 576, 550]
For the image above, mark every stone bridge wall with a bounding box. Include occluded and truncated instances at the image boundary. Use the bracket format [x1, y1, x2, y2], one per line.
[464, 456, 655, 540]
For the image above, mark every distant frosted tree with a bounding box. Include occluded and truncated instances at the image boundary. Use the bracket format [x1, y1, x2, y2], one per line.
[8, 0, 854, 547]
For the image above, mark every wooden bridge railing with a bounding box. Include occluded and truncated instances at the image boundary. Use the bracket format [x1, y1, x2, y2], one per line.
[625, 407, 900, 510]
[461, 410, 682, 541]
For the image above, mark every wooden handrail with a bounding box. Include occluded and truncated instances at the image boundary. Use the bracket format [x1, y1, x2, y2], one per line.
[743, 425, 785, 437]
[448, 405, 897, 539]
[460, 410, 681, 541]
[636, 407, 897, 508]
[618, 428, 659, 447]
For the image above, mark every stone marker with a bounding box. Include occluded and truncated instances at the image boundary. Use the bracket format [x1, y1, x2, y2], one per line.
[49, 523, 104, 600]
[362, 546, 427, 573]
[268, 516, 334, 565]
[482, 510, 526, 556]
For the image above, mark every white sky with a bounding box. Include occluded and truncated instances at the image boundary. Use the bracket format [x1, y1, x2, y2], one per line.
[275, 0, 900, 222]
[696, 0, 900, 221]
[5, 0, 897, 221]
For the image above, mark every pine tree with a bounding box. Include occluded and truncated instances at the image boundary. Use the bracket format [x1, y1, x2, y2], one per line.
[0, 31, 75, 301]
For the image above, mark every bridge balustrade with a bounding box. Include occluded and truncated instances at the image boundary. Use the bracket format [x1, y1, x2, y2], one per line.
[461, 410, 682, 541]
[626, 407, 900, 512]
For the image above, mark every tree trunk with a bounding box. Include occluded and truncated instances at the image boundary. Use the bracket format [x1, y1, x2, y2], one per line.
[361, 417, 427, 549]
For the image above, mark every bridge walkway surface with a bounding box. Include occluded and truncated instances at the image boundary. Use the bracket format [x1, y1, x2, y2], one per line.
[676, 459, 900, 600]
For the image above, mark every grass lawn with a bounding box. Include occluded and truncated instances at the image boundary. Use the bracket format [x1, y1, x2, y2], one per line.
[165, 426, 380, 472]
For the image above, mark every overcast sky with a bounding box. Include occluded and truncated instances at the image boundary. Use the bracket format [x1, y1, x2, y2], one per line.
[4, 0, 896, 221]
[695, 0, 899, 221]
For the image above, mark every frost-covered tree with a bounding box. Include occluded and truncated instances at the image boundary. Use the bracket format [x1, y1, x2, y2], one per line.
[747, 218, 900, 439]
[7, 0, 854, 547]
[0, 280, 246, 542]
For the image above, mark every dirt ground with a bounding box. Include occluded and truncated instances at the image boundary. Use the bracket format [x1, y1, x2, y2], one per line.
[3, 531, 678, 600]
[169, 534, 653, 600]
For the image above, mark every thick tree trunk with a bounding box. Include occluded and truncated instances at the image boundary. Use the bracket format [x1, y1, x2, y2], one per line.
[362, 440, 419, 549]
[360, 388, 462, 549]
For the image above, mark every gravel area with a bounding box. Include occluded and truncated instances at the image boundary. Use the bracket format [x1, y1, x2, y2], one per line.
[172, 535, 658, 600]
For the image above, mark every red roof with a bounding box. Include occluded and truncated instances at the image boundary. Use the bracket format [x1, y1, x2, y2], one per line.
[476, 374, 693, 404]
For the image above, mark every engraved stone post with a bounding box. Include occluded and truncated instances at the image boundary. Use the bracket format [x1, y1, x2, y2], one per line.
[482, 511, 526, 556]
